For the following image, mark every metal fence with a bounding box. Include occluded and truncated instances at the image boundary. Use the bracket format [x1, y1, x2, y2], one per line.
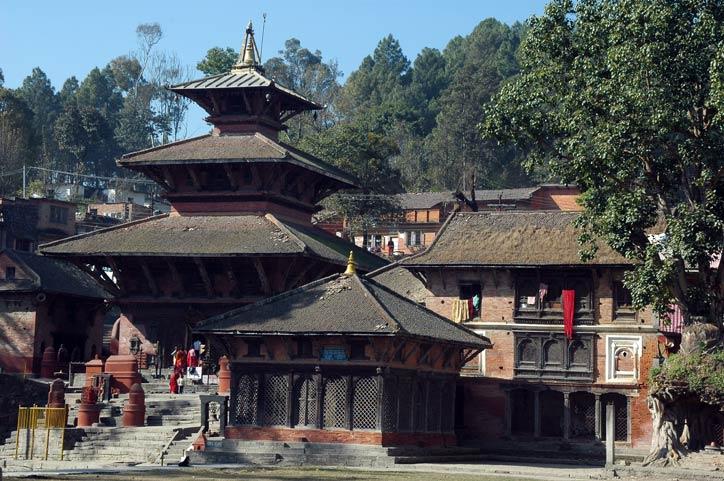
[14, 406, 68, 460]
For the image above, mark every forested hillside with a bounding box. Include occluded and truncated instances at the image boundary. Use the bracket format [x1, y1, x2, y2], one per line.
[0, 18, 540, 197]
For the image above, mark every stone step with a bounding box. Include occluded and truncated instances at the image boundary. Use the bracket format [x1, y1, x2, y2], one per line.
[189, 450, 393, 468]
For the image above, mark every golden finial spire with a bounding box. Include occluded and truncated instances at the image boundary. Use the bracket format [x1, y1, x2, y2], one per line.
[343, 251, 357, 276]
[232, 20, 262, 73]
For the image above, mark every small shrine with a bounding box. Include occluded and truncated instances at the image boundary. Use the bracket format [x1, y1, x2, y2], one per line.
[194, 254, 490, 446]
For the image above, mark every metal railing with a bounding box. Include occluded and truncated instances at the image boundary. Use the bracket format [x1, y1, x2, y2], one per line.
[14, 405, 68, 460]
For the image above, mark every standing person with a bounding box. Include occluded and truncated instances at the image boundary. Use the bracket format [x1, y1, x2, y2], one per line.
[177, 373, 185, 394]
[187, 347, 198, 369]
[173, 346, 185, 374]
[169, 371, 178, 394]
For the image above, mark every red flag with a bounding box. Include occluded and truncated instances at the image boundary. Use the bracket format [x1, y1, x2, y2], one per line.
[563, 289, 575, 340]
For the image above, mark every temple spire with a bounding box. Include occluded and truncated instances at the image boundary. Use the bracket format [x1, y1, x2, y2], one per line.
[343, 251, 357, 276]
[232, 21, 263, 73]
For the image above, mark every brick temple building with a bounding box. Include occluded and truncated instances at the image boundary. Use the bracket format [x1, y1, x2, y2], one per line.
[400, 211, 660, 450]
[0, 249, 109, 373]
[39, 23, 385, 359]
[194, 254, 490, 447]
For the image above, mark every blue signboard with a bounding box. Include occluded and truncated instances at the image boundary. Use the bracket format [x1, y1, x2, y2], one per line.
[320, 346, 348, 361]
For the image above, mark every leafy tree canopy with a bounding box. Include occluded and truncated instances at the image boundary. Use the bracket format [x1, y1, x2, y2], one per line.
[482, 0, 724, 326]
[197, 47, 237, 76]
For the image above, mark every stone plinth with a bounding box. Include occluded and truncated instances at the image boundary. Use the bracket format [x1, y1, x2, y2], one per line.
[40, 347, 57, 379]
[77, 387, 100, 427]
[105, 354, 141, 393]
[84, 356, 104, 387]
[47, 378, 65, 408]
[217, 355, 230, 395]
[122, 383, 145, 427]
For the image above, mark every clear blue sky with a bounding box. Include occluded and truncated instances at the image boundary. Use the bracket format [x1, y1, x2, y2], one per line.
[1, 1, 548, 137]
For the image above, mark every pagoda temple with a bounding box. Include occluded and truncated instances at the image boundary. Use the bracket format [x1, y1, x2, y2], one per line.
[40, 23, 386, 359]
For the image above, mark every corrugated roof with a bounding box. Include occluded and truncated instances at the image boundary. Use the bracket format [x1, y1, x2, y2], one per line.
[395, 187, 541, 210]
[39, 213, 386, 272]
[170, 70, 321, 110]
[401, 211, 631, 267]
[118, 132, 358, 188]
[0, 250, 110, 299]
[194, 273, 490, 349]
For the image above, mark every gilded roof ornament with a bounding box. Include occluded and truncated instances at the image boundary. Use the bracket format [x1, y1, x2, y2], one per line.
[343, 251, 357, 276]
[232, 20, 263, 73]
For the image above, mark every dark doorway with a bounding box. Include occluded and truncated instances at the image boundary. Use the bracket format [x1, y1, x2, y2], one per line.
[539, 390, 563, 437]
[510, 389, 534, 435]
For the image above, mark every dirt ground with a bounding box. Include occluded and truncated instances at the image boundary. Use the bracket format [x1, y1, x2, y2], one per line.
[2, 466, 542, 481]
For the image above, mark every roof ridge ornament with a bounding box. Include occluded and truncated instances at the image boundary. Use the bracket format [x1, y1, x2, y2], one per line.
[343, 251, 357, 276]
[232, 20, 264, 74]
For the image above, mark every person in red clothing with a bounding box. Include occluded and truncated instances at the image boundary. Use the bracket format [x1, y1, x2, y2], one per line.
[187, 347, 198, 368]
[169, 370, 179, 394]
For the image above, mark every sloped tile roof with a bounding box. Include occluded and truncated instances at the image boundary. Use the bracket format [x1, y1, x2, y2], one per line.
[401, 211, 631, 267]
[395, 187, 541, 210]
[367, 265, 432, 304]
[39, 213, 386, 272]
[118, 132, 358, 188]
[194, 273, 489, 349]
[0, 250, 110, 299]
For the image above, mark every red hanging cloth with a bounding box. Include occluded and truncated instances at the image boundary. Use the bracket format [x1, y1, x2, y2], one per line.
[467, 298, 474, 319]
[562, 289, 575, 340]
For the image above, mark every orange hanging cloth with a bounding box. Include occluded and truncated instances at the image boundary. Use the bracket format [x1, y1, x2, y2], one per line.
[563, 289, 575, 340]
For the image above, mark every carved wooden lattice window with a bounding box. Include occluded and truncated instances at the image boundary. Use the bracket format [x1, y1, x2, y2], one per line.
[234, 374, 259, 425]
[397, 377, 413, 432]
[600, 393, 628, 441]
[259, 374, 288, 426]
[382, 376, 398, 432]
[569, 341, 589, 368]
[570, 392, 596, 439]
[518, 338, 538, 366]
[544, 339, 563, 367]
[352, 376, 378, 430]
[292, 374, 317, 427]
[323, 376, 347, 429]
[426, 381, 442, 432]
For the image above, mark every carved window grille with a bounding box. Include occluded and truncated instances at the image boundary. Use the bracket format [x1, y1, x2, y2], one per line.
[323, 376, 348, 429]
[259, 374, 288, 426]
[570, 392, 596, 439]
[234, 374, 259, 425]
[600, 393, 628, 441]
[426, 381, 442, 432]
[352, 376, 379, 430]
[382, 376, 398, 432]
[414, 380, 427, 432]
[292, 374, 317, 427]
[543, 339, 563, 367]
[440, 382, 455, 433]
[397, 377, 413, 432]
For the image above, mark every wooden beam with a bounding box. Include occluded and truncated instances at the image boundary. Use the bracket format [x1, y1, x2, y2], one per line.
[104, 256, 126, 295]
[463, 349, 482, 366]
[418, 344, 433, 365]
[160, 166, 176, 191]
[166, 259, 185, 297]
[222, 164, 238, 190]
[276, 257, 296, 292]
[193, 257, 214, 297]
[139, 259, 160, 297]
[386, 339, 407, 363]
[286, 260, 317, 290]
[226, 265, 241, 297]
[186, 165, 202, 190]
[76, 262, 120, 296]
[143, 168, 172, 192]
[253, 258, 272, 295]
[401, 343, 418, 363]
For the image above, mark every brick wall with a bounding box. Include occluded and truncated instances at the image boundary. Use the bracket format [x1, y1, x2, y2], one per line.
[224, 425, 456, 447]
[0, 296, 36, 373]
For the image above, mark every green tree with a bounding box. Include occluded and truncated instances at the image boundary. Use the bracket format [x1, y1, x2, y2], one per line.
[58, 77, 79, 109]
[18, 67, 60, 167]
[76, 67, 123, 121]
[0, 87, 34, 194]
[481, 0, 724, 464]
[54, 104, 113, 174]
[197, 47, 237, 75]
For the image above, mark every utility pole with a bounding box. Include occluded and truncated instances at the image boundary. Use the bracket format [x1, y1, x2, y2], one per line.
[22, 164, 26, 198]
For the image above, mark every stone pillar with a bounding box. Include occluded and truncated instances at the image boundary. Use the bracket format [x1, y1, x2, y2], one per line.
[563, 392, 571, 440]
[594, 394, 602, 440]
[40, 347, 57, 379]
[105, 354, 141, 393]
[533, 390, 541, 438]
[47, 378, 66, 408]
[76, 386, 100, 427]
[84, 356, 104, 387]
[605, 403, 615, 466]
[122, 383, 146, 427]
[217, 355, 231, 395]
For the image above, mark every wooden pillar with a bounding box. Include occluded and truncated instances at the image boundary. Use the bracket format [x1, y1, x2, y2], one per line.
[253, 373, 262, 427]
[605, 403, 615, 466]
[375, 369, 383, 431]
[594, 394, 602, 440]
[533, 389, 541, 438]
[286, 372, 294, 428]
[314, 369, 323, 429]
[563, 391, 571, 440]
[504, 390, 512, 437]
[345, 375, 352, 430]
